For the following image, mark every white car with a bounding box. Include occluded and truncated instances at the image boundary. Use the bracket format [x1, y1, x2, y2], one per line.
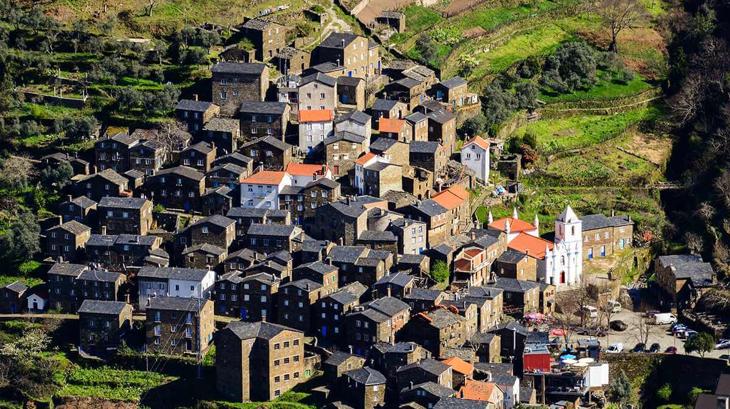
[716, 339, 730, 350]
[606, 343, 624, 353]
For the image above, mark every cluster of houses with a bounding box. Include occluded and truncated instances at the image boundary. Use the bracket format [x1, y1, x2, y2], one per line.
[1, 23, 695, 409]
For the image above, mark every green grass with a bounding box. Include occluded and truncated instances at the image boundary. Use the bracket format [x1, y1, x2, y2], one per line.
[513, 105, 662, 154]
[57, 367, 175, 402]
[540, 71, 654, 103]
[640, 0, 667, 16]
[390, 5, 443, 44]
[449, 0, 560, 32]
[22, 103, 88, 120]
[0, 274, 44, 288]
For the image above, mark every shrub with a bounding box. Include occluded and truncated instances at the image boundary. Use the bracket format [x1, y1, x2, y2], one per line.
[431, 261, 450, 283]
[656, 383, 672, 402]
[460, 113, 488, 137]
[540, 41, 597, 93]
[517, 56, 542, 78]
[684, 332, 715, 357]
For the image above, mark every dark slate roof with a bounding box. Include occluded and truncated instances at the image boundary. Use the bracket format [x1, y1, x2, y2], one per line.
[242, 18, 279, 30]
[147, 296, 206, 312]
[212, 62, 266, 75]
[365, 296, 409, 317]
[364, 161, 395, 172]
[185, 141, 215, 154]
[336, 110, 371, 125]
[204, 117, 240, 133]
[326, 351, 361, 366]
[182, 243, 226, 256]
[226, 320, 301, 340]
[214, 152, 253, 166]
[369, 137, 399, 152]
[490, 320, 529, 336]
[156, 165, 205, 181]
[433, 397, 488, 409]
[372, 98, 400, 111]
[138, 267, 210, 281]
[281, 278, 322, 292]
[375, 272, 415, 287]
[466, 286, 503, 299]
[398, 358, 449, 376]
[325, 131, 366, 145]
[66, 196, 97, 209]
[98, 196, 148, 209]
[657, 254, 714, 285]
[425, 308, 463, 329]
[227, 207, 270, 218]
[192, 214, 235, 229]
[305, 177, 339, 190]
[78, 300, 129, 315]
[309, 62, 345, 73]
[580, 214, 633, 231]
[407, 382, 455, 398]
[210, 163, 246, 176]
[493, 277, 539, 293]
[469, 332, 496, 345]
[241, 135, 292, 152]
[176, 99, 216, 112]
[497, 248, 527, 264]
[301, 239, 330, 253]
[77, 269, 123, 283]
[240, 272, 279, 286]
[90, 168, 129, 186]
[48, 263, 87, 277]
[280, 185, 304, 195]
[405, 288, 443, 302]
[328, 282, 367, 305]
[239, 101, 288, 115]
[337, 76, 364, 87]
[405, 111, 427, 124]
[295, 261, 338, 276]
[329, 246, 368, 263]
[472, 233, 500, 249]
[125, 169, 145, 179]
[392, 77, 421, 89]
[344, 367, 386, 385]
[398, 254, 427, 265]
[414, 199, 448, 217]
[114, 234, 158, 246]
[328, 196, 384, 218]
[86, 234, 116, 247]
[3, 281, 28, 294]
[359, 230, 397, 242]
[427, 109, 455, 124]
[247, 223, 298, 237]
[409, 141, 440, 154]
[440, 77, 468, 89]
[52, 220, 91, 235]
[319, 32, 360, 48]
[301, 72, 337, 87]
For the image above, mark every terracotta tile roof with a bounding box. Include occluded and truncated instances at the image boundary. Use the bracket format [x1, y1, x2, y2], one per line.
[378, 118, 405, 134]
[464, 135, 489, 150]
[488, 217, 535, 233]
[286, 163, 329, 176]
[299, 109, 334, 123]
[242, 170, 286, 185]
[355, 152, 376, 165]
[459, 379, 497, 401]
[507, 232, 554, 259]
[442, 357, 474, 376]
[432, 185, 468, 210]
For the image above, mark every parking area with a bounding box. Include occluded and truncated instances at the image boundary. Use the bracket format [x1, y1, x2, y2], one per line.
[586, 309, 727, 358]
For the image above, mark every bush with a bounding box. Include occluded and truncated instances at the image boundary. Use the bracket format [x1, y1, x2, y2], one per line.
[517, 56, 542, 78]
[684, 332, 715, 357]
[515, 82, 538, 110]
[656, 383, 672, 402]
[460, 113, 488, 137]
[482, 83, 517, 130]
[540, 41, 597, 93]
[431, 261, 450, 283]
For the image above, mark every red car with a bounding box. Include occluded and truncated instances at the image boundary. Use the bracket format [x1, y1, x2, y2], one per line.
[665, 346, 677, 354]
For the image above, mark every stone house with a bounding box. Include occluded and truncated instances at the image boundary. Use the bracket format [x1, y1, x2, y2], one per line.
[580, 213, 634, 260]
[74, 169, 129, 202]
[373, 272, 416, 299]
[247, 223, 303, 254]
[226, 207, 290, 246]
[341, 367, 387, 409]
[44, 221, 91, 262]
[239, 102, 290, 143]
[387, 218, 428, 255]
[206, 163, 248, 190]
[313, 32, 380, 79]
[223, 248, 262, 273]
[464, 287, 504, 332]
[284, 176, 340, 226]
[59, 195, 97, 224]
[655, 254, 716, 310]
[314, 281, 367, 344]
[216, 321, 304, 402]
[311, 195, 388, 246]
[400, 382, 456, 407]
[442, 356, 474, 389]
[77, 300, 133, 355]
[402, 166, 433, 200]
[453, 246, 491, 287]
[272, 47, 311, 76]
[75, 269, 126, 305]
[211, 62, 269, 115]
[539, 283, 556, 315]
[202, 118, 241, 155]
[410, 141, 447, 176]
[376, 11, 406, 31]
[396, 358, 453, 390]
[401, 200, 452, 247]
[383, 77, 429, 110]
[292, 261, 340, 296]
[217, 271, 279, 320]
[396, 254, 430, 276]
[405, 112, 429, 142]
[214, 152, 254, 171]
[182, 243, 227, 269]
[85, 233, 162, 270]
[180, 141, 217, 173]
[378, 117, 412, 142]
[145, 296, 215, 355]
[368, 137, 409, 167]
[277, 279, 324, 332]
[494, 249, 537, 281]
[363, 162, 402, 197]
[47, 263, 87, 312]
[128, 139, 169, 176]
[94, 132, 140, 173]
[401, 308, 472, 358]
[370, 341, 432, 382]
[345, 296, 411, 355]
[298, 73, 337, 111]
[335, 110, 372, 144]
[337, 76, 365, 110]
[467, 332, 501, 363]
[328, 245, 392, 287]
[144, 166, 206, 211]
[178, 214, 236, 251]
[371, 99, 407, 126]
[175, 99, 220, 134]
[432, 184, 471, 237]
[429, 77, 473, 107]
[403, 288, 447, 313]
[97, 196, 153, 236]
[324, 351, 366, 382]
[0, 281, 28, 314]
[240, 136, 293, 170]
[426, 109, 457, 155]
[492, 278, 540, 316]
[241, 18, 287, 61]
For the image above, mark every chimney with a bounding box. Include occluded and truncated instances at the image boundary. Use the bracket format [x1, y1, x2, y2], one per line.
[409, 381, 414, 390]
[67, 194, 73, 202]
[101, 226, 107, 235]
[387, 287, 391, 297]
[193, 94, 199, 101]
[305, 283, 310, 291]
[349, 345, 353, 354]
[341, 39, 345, 48]
[262, 311, 267, 322]
[92, 165, 98, 174]
[339, 237, 344, 246]
[611, 209, 615, 217]
[470, 231, 476, 240]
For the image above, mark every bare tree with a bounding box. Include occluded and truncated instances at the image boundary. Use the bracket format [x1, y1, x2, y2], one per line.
[0, 156, 36, 189]
[594, 0, 647, 52]
[635, 316, 650, 346]
[143, 0, 157, 17]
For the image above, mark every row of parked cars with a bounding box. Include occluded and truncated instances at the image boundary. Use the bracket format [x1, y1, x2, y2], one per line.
[605, 342, 674, 354]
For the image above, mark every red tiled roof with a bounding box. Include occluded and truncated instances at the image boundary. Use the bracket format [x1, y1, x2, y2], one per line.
[299, 109, 334, 123]
[459, 379, 496, 401]
[355, 152, 376, 165]
[442, 357, 474, 376]
[286, 163, 329, 176]
[242, 170, 286, 185]
[378, 118, 405, 134]
[488, 217, 535, 233]
[432, 185, 468, 210]
[508, 232, 554, 259]
[464, 135, 489, 150]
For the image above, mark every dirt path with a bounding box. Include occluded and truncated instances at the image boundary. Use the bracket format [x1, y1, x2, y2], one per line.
[302, 2, 354, 49]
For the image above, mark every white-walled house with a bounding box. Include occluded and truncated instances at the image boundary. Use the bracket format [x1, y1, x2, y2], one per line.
[353, 152, 391, 195]
[298, 109, 334, 156]
[240, 170, 292, 209]
[285, 163, 333, 187]
[27, 292, 47, 312]
[137, 267, 215, 310]
[461, 136, 490, 183]
[335, 110, 372, 148]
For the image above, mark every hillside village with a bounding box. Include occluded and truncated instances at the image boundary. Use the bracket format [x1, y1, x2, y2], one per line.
[0, 0, 729, 408]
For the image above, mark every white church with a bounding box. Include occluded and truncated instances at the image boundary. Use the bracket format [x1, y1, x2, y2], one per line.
[488, 206, 583, 287]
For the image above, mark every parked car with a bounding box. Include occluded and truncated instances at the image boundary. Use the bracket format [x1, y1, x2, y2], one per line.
[581, 305, 598, 319]
[606, 343, 624, 353]
[649, 343, 661, 353]
[671, 324, 688, 336]
[654, 313, 677, 325]
[719, 354, 730, 363]
[605, 300, 622, 313]
[645, 310, 660, 318]
[715, 339, 730, 350]
[632, 343, 646, 353]
[665, 346, 678, 354]
[610, 320, 628, 332]
[679, 329, 698, 339]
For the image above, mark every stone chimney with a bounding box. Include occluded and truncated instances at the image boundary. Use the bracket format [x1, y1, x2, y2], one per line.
[101, 226, 107, 235]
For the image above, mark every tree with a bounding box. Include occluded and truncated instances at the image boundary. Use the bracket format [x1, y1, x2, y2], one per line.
[0, 328, 61, 400]
[460, 114, 488, 137]
[40, 162, 73, 190]
[656, 383, 672, 401]
[594, 0, 646, 52]
[607, 370, 632, 404]
[684, 332, 715, 357]
[482, 83, 517, 130]
[541, 42, 598, 93]
[0, 156, 35, 189]
[515, 82, 538, 111]
[0, 212, 41, 265]
[431, 260, 450, 283]
[458, 54, 480, 78]
[416, 34, 438, 65]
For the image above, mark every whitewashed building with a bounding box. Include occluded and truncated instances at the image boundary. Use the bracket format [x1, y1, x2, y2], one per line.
[461, 136, 490, 183]
[240, 170, 292, 209]
[137, 267, 215, 310]
[298, 109, 334, 156]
